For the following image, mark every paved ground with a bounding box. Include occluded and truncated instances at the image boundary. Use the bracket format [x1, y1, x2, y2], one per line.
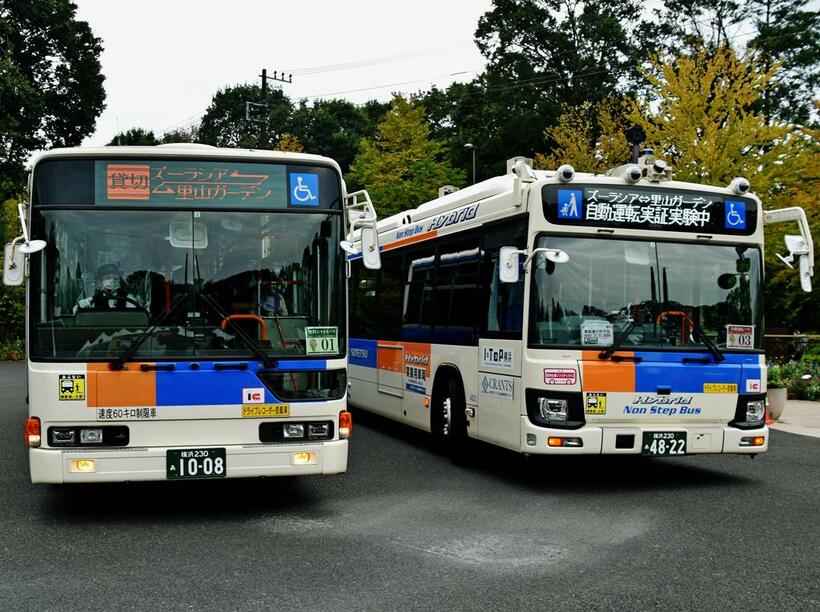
[1, 361, 818, 611]
[771, 400, 820, 438]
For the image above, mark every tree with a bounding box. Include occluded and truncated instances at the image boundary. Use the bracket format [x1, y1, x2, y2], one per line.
[747, 0, 819, 125]
[288, 98, 389, 174]
[535, 48, 819, 330]
[534, 98, 631, 172]
[348, 96, 466, 217]
[198, 84, 292, 149]
[107, 128, 159, 146]
[160, 125, 200, 144]
[0, 0, 106, 201]
[274, 133, 303, 152]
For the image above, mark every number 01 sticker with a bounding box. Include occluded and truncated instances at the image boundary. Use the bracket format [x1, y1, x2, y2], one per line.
[305, 326, 339, 354]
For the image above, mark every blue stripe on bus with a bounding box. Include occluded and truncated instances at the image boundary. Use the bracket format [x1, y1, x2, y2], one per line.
[349, 338, 377, 368]
[154, 360, 330, 406]
[633, 352, 760, 394]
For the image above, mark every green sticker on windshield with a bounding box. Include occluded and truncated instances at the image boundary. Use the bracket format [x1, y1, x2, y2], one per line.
[305, 327, 338, 354]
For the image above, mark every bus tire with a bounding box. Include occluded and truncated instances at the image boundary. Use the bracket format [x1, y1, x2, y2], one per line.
[432, 372, 469, 464]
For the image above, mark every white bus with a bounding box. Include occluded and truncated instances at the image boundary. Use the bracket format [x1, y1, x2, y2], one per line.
[347, 155, 814, 460]
[4, 144, 379, 483]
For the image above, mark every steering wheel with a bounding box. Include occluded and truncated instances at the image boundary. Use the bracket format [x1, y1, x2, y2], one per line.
[94, 295, 150, 314]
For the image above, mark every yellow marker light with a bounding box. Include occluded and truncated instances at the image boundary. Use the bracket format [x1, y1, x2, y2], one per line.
[753, 436, 765, 447]
[69, 459, 97, 473]
[548, 437, 565, 447]
[423, 397, 430, 408]
[290, 452, 317, 466]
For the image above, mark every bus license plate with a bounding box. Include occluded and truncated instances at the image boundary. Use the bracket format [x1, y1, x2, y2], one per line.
[166, 448, 226, 480]
[641, 432, 687, 456]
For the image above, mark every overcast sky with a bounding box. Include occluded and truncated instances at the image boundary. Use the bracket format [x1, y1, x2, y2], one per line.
[74, 0, 494, 146]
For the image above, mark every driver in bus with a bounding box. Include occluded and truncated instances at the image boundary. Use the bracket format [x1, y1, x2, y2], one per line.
[74, 263, 144, 312]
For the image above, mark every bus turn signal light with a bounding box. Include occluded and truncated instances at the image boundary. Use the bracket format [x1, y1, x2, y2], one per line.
[339, 411, 352, 439]
[548, 436, 583, 448]
[25, 417, 41, 448]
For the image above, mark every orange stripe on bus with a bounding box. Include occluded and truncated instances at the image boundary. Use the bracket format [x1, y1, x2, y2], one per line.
[580, 351, 636, 392]
[383, 230, 438, 251]
[87, 363, 157, 407]
[377, 346, 404, 373]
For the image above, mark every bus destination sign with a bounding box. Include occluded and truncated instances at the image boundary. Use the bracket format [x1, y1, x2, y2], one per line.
[95, 161, 287, 207]
[542, 185, 756, 235]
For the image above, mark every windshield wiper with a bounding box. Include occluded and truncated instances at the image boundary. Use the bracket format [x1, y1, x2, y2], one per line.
[109, 293, 188, 371]
[198, 292, 277, 370]
[689, 319, 725, 363]
[598, 320, 637, 360]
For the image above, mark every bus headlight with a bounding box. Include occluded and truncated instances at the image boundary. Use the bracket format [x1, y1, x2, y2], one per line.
[283, 424, 305, 439]
[538, 398, 568, 423]
[745, 400, 765, 425]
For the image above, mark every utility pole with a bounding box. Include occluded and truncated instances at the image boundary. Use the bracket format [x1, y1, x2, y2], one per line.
[256, 69, 292, 150]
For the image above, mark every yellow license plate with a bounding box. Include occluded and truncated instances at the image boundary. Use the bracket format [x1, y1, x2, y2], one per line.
[703, 383, 738, 393]
[242, 404, 290, 418]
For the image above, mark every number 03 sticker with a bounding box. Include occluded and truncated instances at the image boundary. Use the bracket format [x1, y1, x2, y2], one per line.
[305, 326, 339, 354]
[726, 324, 754, 349]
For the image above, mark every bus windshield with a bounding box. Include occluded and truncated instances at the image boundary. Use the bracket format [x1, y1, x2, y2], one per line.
[30, 209, 343, 360]
[528, 236, 763, 351]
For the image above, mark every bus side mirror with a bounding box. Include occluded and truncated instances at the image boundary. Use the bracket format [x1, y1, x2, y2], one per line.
[3, 243, 25, 286]
[776, 234, 813, 292]
[499, 247, 521, 283]
[360, 227, 381, 270]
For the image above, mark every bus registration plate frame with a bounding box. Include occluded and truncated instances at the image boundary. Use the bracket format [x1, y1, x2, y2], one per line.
[641, 432, 687, 456]
[166, 448, 227, 480]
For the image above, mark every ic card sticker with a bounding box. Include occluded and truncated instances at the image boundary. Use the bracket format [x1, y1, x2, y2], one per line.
[585, 392, 607, 415]
[58, 374, 86, 401]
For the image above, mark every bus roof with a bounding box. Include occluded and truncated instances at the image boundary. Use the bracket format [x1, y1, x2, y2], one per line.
[29, 144, 343, 175]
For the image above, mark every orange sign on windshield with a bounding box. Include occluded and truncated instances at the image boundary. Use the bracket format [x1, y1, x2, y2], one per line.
[106, 164, 151, 200]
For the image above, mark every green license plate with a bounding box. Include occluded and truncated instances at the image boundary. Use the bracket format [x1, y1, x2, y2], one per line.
[641, 432, 687, 456]
[166, 448, 226, 480]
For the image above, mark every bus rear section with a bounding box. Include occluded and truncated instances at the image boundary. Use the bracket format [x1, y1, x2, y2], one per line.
[19, 146, 351, 483]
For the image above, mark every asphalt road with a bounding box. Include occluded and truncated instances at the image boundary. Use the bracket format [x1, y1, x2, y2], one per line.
[1, 361, 818, 611]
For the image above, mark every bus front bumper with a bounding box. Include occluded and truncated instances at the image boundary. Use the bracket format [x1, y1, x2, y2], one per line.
[520, 418, 768, 455]
[29, 440, 348, 484]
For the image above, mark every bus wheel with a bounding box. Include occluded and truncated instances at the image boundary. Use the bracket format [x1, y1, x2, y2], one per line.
[433, 374, 469, 463]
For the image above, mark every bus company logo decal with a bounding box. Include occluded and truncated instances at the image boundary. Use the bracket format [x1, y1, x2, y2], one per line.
[481, 347, 514, 370]
[396, 224, 425, 240]
[243, 388, 265, 404]
[624, 394, 701, 416]
[480, 374, 514, 400]
[427, 203, 479, 232]
[543, 368, 577, 386]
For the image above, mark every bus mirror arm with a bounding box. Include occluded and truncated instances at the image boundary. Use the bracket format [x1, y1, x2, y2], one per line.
[3, 204, 46, 286]
[499, 247, 569, 283]
[764, 207, 814, 292]
[343, 190, 381, 270]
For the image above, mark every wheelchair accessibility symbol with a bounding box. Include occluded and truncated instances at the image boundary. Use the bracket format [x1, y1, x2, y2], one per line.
[724, 200, 746, 229]
[289, 172, 319, 206]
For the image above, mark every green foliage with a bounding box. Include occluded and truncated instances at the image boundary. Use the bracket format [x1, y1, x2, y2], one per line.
[748, 0, 819, 126]
[0, 338, 23, 361]
[348, 96, 466, 218]
[0, 0, 105, 201]
[108, 128, 159, 146]
[289, 99, 389, 174]
[0, 199, 24, 349]
[198, 84, 292, 149]
[769, 351, 820, 400]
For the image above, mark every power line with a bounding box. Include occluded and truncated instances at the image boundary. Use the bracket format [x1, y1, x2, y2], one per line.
[283, 43, 475, 76]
